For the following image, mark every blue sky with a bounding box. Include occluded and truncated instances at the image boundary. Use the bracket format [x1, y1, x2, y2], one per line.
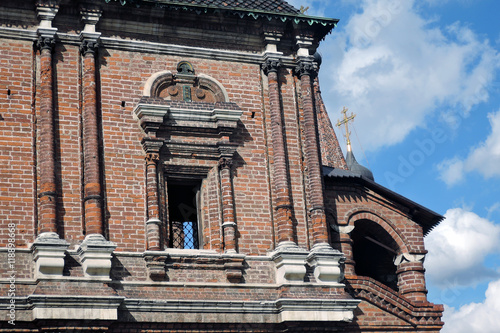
[286, 0, 500, 331]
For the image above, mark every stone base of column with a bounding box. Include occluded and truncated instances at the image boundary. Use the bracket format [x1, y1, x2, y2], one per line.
[307, 243, 345, 285]
[77, 234, 116, 280]
[270, 242, 308, 284]
[31, 232, 70, 279]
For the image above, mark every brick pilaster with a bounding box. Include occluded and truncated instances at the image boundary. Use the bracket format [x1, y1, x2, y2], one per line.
[262, 57, 295, 246]
[145, 152, 161, 251]
[37, 34, 58, 235]
[219, 157, 237, 253]
[81, 37, 103, 236]
[295, 57, 329, 246]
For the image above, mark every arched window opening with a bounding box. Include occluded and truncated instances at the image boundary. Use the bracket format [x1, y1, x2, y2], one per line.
[351, 219, 399, 291]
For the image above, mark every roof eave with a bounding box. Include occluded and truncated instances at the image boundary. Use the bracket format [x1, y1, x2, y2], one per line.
[105, 0, 339, 35]
[323, 167, 444, 236]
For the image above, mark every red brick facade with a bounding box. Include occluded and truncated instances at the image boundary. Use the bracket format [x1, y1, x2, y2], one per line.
[0, 0, 443, 332]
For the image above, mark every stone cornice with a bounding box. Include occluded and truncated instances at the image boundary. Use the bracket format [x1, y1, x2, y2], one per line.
[0, 27, 300, 66]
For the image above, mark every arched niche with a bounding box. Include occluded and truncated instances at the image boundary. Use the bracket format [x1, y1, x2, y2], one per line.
[351, 219, 399, 291]
[135, 62, 241, 136]
[142, 63, 229, 103]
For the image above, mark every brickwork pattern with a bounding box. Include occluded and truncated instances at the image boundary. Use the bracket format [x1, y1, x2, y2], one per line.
[0, 39, 35, 248]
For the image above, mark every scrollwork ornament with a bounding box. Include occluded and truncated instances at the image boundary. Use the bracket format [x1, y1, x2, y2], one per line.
[218, 157, 233, 170]
[261, 58, 282, 76]
[37, 36, 56, 52]
[145, 153, 160, 164]
[80, 39, 99, 56]
[295, 59, 318, 78]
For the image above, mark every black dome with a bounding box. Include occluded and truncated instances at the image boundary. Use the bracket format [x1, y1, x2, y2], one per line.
[346, 150, 374, 181]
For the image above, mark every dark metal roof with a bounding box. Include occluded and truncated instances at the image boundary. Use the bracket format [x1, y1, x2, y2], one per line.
[105, 0, 299, 13]
[323, 166, 444, 236]
[156, 0, 300, 14]
[103, 0, 338, 28]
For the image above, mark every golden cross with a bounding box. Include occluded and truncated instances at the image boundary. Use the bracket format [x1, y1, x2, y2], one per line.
[336, 107, 356, 149]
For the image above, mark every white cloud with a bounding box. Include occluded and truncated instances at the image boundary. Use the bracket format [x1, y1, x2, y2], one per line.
[442, 279, 500, 333]
[438, 110, 500, 186]
[437, 157, 465, 186]
[318, 0, 500, 151]
[425, 207, 500, 287]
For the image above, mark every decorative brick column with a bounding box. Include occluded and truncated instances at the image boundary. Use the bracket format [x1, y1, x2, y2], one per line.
[295, 57, 329, 247]
[263, 53, 307, 284]
[262, 56, 295, 247]
[219, 157, 237, 253]
[31, 2, 70, 279]
[37, 32, 58, 236]
[145, 152, 161, 251]
[395, 253, 428, 302]
[81, 35, 103, 236]
[77, 10, 116, 280]
[296, 52, 345, 285]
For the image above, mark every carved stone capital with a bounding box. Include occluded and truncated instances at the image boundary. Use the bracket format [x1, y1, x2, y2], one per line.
[295, 57, 317, 78]
[262, 57, 282, 76]
[36, 35, 56, 52]
[80, 38, 100, 56]
[145, 152, 160, 164]
[218, 157, 233, 170]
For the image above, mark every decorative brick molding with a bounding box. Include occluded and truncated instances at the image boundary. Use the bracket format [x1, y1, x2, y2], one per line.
[143, 249, 246, 283]
[346, 276, 444, 329]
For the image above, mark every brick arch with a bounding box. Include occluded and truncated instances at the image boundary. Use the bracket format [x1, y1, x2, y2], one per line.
[345, 209, 410, 255]
[142, 70, 229, 102]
